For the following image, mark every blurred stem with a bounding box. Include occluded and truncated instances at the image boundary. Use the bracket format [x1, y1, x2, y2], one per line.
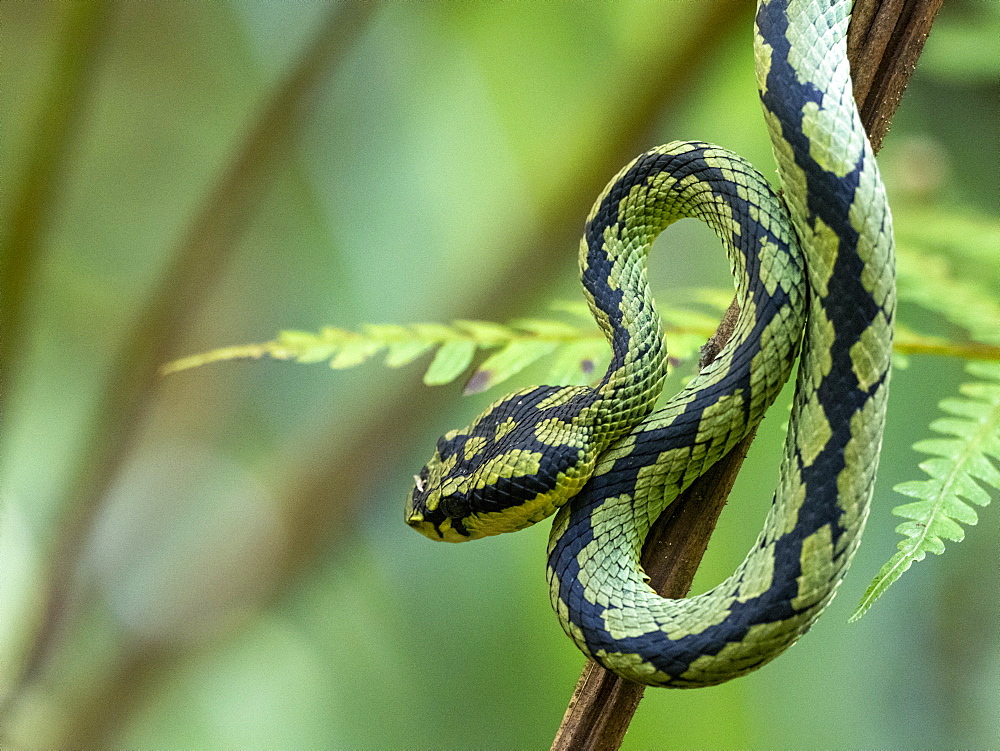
[551, 1, 943, 749]
[0, 1, 378, 738]
[0, 1, 107, 436]
[894, 339, 1000, 361]
[22, 4, 753, 747]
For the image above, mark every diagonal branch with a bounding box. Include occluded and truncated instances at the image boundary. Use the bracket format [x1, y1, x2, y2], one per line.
[551, 1, 944, 749]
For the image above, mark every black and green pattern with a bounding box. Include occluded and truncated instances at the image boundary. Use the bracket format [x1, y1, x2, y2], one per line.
[407, 0, 894, 688]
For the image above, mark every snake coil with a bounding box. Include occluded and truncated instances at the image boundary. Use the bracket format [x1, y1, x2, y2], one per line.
[407, 0, 894, 688]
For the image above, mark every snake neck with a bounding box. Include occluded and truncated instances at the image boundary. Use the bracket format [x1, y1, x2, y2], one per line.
[576, 142, 762, 446]
[580, 229, 667, 440]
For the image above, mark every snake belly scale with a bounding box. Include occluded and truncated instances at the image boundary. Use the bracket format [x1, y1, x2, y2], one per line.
[406, 0, 894, 688]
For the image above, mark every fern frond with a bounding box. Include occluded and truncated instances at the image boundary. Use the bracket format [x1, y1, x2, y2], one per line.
[164, 317, 599, 391]
[163, 305, 725, 393]
[895, 207, 1000, 273]
[896, 243, 1000, 344]
[851, 361, 1000, 621]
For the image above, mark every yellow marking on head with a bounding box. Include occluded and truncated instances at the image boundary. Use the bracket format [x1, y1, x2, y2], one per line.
[463, 436, 487, 461]
[535, 386, 588, 411]
[422, 489, 440, 512]
[438, 452, 457, 477]
[414, 516, 472, 544]
[461, 448, 589, 539]
[493, 417, 517, 443]
[464, 448, 542, 492]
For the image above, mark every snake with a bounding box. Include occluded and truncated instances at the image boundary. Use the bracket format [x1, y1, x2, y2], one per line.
[405, 0, 894, 688]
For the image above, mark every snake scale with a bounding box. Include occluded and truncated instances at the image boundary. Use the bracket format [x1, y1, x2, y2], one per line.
[406, 0, 894, 688]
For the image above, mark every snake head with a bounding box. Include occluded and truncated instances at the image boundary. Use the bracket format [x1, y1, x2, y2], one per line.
[405, 386, 593, 543]
[405, 428, 474, 543]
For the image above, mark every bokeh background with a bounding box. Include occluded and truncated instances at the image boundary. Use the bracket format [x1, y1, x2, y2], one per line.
[2, 2, 998, 748]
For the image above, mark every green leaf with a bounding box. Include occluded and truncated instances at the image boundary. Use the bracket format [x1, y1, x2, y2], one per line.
[329, 339, 383, 369]
[272, 330, 333, 363]
[384, 339, 436, 368]
[464, 340, 558, 394]
[851, 361, 1000, 621]
[545, 340, 609, 386]
[276, 329, 322, 347]
[411, 322, 458, 340]
[896, 244, 1000, 345]
[510, 318, 582, 338]
[453, 319, 511, 345]
[423, 339, 477, 386]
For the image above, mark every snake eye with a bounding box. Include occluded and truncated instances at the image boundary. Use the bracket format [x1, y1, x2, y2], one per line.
[413, 474, 426, 493]
[440, 494, 470, 521]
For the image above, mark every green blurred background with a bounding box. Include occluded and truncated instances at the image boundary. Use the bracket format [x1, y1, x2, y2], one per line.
[1, 2, 997, 748]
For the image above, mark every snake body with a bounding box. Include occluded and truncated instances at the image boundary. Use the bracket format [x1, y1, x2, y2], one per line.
[406, 0, 894, 687]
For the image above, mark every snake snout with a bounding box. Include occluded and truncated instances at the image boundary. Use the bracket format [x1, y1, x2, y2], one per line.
[405, 469, 475, 543]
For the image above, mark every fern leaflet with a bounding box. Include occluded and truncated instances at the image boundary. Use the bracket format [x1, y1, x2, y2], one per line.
[162, 301, 723, 393]
[851, 361, 1000, 621]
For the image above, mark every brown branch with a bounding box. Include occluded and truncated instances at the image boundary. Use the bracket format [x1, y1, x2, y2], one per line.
[551, 1, 943, 748]
[847, 0, 944, 153]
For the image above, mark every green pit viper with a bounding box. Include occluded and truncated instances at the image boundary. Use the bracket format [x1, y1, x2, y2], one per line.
[406, 0, 894, 688]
